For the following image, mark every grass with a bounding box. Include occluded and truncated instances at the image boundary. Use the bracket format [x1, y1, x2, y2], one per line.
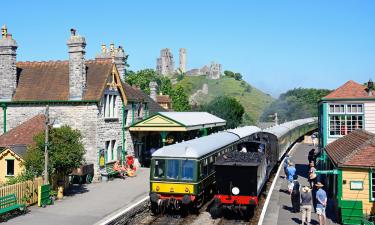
[177, 76, 274, 124]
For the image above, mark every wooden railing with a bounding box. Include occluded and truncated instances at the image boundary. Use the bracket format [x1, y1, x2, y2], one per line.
[0, 177, 43, 206]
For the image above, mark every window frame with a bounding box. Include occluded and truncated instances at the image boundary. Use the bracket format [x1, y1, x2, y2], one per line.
[328, 103, 364, 137]
[6, 159, 15, 177]
[103, 92, 119, 120]
[370, 170, 375, 202]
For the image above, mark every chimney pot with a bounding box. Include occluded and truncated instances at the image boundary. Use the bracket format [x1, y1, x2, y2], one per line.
[70, 28, 76, 36]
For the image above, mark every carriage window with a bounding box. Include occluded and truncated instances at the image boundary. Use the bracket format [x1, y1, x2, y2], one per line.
[181, 160, 194, 181]
[167, 160, 179, 179]
[153, 159, 165, 179]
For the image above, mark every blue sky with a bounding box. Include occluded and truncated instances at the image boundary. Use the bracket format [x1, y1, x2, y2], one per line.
[2, 0, 375, 97]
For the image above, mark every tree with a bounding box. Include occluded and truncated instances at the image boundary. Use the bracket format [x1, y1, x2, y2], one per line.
[260, 88, 332, 122]
[24, 125, 85, 180]
[158, 77, 173, 96]
[224, 70, 235, 78]
[171, 85, 191, 111]
[125, 69, 159, 94]
[201, 96, 245, 129]
[234, 73, 242, 80]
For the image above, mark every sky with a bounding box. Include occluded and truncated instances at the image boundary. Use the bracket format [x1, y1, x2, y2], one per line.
[1, 0, 375, 97]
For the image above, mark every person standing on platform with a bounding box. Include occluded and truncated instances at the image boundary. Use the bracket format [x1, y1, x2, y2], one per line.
[308, 162, 317, 188]
[315, 182, 327, 225]
[311, 133, 317, 147]
[308, 148, 316, 165]
[301, 186, 312, 225]
[287, 161, 296, 193]
[284, 154, 291, 179]
[290, 174, 300, 212]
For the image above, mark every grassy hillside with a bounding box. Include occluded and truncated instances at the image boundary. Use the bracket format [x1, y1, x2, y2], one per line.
[177, 76, 274, 124]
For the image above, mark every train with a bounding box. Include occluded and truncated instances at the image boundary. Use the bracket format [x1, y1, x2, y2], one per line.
[149, 118, 317, 216]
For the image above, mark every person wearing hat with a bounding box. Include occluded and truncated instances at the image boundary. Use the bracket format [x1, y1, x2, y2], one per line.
[301, 186, 312, 225]
[287, 161, 296, 193]
[315, 182, 327, 225]
[290, 174, 300, 213]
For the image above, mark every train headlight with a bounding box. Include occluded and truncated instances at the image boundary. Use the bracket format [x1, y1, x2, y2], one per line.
[156, 186, 160, 191]
[232, 187, 240, 195]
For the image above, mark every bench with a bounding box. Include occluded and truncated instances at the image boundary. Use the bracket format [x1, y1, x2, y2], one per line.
[0, 194, 26, 217]
[100, 162, 120, 180]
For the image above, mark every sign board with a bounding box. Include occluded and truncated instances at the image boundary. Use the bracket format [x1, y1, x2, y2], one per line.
[99, 149, 105, 168]
[38, 184, 52, 207]
[350, 181, 363, 190]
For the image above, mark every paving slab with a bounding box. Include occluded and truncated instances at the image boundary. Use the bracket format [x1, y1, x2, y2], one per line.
[262, 143, 340, 225]
[5, 168, 150, 225]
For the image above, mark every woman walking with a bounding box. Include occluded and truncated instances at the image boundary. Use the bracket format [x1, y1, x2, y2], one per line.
[301, 186, 313, 225]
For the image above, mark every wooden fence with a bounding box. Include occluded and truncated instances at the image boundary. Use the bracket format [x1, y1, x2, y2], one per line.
[0, 177, 43, 206]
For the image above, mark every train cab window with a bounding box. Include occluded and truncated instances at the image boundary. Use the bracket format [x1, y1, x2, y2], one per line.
[181, 160, 194, 181]
[153, 159, 165, 179]
[167, 160, 179, 180]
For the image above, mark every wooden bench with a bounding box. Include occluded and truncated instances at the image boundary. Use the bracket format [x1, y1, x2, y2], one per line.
[101, 162, 120, 180]
[0, 194, 26, 217]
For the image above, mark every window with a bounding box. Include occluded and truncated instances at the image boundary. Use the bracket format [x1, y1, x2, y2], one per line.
[181, 160, 194, 181]
[103, 94, 118, 118]
[105, 140, 117, 161]
[153, 159, 165, 179]
[6, 160, 14, 176]
[167, 160, 179, 179]
[371, 172, 375, 201]
[328, 104, 364, 136]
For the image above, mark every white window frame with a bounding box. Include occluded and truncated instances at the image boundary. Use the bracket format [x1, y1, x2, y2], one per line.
[103, 93, 118, 119]
[328, 103, 364, 137]
[105, 140, 118, 162]
[371, 171, 375, 201]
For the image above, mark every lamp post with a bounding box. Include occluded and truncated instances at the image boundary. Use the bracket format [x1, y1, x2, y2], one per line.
[44, 105, 50, 184]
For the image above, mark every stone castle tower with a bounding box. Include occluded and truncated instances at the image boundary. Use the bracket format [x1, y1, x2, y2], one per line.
[0, 25, 18, 101]
[67, 28, 87, 100]
[156, 48, 174, 76]
[208, 62, 222, 80]
[179, 48, 186, 73]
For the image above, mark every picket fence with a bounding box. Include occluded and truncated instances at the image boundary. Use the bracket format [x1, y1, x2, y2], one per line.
[0, 177, 43, 206]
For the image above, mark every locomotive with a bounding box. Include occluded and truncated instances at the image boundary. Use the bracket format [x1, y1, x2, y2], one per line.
[210, 118, 317, 218]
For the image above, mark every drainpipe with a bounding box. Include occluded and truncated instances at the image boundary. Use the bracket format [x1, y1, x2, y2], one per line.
[122, 103, 126, 162]
[1, 103, 7, 133]
[131, 102, 135, 125]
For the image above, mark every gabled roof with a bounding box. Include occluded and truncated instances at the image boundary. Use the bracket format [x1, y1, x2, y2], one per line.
[0, 114, 45, 148]
[14, 60, 113, 101]
[322, 80, 372, 100]
[325, 129, 375, 168]
[158, 112, 226, 127]
[156, 95, 171, 103]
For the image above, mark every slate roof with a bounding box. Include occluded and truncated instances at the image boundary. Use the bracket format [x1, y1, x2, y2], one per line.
[156, 95, 171, 103]
[322, 80, 372, 100]
[325, 129, 375, 167]
[0, 114, 45, 148]
[14, 60, 113, 101]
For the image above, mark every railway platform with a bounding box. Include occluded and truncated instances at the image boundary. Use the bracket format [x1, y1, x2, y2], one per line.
[261, 143, 340, 225]
[4, 168, 150, 225]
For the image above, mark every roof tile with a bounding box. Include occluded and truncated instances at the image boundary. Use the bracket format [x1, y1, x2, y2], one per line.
[323, 80, 373, 99]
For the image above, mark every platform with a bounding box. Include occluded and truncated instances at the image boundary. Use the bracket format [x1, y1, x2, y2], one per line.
[262, 143, 340, 225]
[5, 168, 150, 225]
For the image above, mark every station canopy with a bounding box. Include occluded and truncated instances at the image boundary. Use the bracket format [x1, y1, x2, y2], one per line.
[129, 112, 226, 132]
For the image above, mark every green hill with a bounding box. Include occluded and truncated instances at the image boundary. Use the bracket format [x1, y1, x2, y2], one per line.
[176, 76, 274, 124]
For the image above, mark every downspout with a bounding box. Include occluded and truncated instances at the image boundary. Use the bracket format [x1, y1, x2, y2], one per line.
[131, 102, 135, 125]
[122, 103, 126, 162]
[1, 103, 7, 133]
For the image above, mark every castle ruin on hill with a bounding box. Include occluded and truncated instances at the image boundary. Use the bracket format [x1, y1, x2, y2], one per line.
[156, 48, 222, 80]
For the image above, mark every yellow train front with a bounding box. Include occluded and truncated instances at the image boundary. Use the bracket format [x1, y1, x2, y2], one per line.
[149, 131, 243, 214]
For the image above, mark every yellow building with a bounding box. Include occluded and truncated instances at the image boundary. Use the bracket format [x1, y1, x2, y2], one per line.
[0, 147, 25, 184]
[0, 115, 45, 184]
[325, 129, 375, 224]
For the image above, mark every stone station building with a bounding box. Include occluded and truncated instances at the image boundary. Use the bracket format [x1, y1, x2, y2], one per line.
[0, 26, 165, 179]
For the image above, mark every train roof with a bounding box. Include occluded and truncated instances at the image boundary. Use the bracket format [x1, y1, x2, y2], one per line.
[152, 131, 239, 159]
[215, 151, 264, 166]
[226, 126, 261, 138]
[263, 117, 317, 138]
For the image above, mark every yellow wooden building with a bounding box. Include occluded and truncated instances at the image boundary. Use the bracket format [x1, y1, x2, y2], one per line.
[0, 147, 25, 184]
[0, 114, 45, 184]
[325, 129, 375, 224]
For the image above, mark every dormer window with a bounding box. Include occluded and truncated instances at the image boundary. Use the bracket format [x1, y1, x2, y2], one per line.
[103, 93, 118, 119]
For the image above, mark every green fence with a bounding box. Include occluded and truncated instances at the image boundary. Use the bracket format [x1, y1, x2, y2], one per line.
[341, 200, 363, 225]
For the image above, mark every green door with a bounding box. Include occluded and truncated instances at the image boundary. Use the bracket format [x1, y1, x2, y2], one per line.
[340, 200, 363, 225]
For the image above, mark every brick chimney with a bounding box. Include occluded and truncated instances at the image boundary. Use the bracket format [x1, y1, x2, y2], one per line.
[149, 81, 158, 102]
[0, 25, 18, 101]
[96, 43, 127, 83]
[66, 28, 86, 100]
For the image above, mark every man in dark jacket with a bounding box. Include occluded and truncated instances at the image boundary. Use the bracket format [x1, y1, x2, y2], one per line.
[291, 174, 300, 213]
